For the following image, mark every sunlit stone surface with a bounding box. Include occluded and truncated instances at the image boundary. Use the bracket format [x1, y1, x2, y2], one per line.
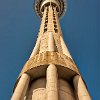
[11, 0, 91, 100]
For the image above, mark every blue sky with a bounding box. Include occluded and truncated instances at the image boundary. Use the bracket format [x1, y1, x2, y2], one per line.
[0, 0, 99, 100]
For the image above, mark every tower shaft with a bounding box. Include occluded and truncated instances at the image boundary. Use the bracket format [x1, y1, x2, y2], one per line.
[11, 1, 91, 100]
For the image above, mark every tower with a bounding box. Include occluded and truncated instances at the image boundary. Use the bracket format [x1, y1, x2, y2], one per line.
[11, 0, 91, 100]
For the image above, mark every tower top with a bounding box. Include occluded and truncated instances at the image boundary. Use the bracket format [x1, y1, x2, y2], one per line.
[33, 0, 67, 19]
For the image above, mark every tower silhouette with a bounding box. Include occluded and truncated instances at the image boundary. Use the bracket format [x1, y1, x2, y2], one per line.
[11, 0, 91, 100]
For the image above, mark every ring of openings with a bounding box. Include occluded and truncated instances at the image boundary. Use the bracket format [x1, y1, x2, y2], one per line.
[44, 7, 49, 33]
[43, 6, 58, 33]
[52, 7, 58, 33]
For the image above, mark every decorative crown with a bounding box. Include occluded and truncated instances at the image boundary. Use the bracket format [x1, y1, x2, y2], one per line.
[33, 0, 67, 19]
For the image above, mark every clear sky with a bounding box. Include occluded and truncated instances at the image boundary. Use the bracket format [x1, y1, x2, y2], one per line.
[0, 0, 99, 100]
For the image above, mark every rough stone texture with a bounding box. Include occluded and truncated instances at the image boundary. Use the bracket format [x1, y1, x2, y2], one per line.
[53, 32, 63, 53]
[39, 33, 49, 53]
[19, 51, 79, 78]
[12, 3, 91, 100]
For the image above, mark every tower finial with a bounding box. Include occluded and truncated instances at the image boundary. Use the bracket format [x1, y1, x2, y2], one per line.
[34, 0, 68, 19]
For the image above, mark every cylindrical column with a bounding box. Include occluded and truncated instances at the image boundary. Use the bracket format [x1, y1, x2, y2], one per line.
[46, 64, 58, 100]
[48, 32, 55, 51]
[73, 75, 91, 100]
[60, 36, 72, 58]
[11, 73, 30, 100]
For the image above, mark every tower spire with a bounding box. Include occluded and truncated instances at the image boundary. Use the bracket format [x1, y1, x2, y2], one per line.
[11, 0, 91, 100]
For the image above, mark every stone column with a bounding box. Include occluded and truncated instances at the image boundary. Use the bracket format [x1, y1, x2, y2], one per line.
[11, 73, 30, 100]
[60, 36, 72, 58]
[73, 75, 91, 100]
[48, 32, 55, 51]
[46, 64, 58, 100]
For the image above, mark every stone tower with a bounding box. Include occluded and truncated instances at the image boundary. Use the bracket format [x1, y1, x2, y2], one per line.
[11, 0, 91, 100]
